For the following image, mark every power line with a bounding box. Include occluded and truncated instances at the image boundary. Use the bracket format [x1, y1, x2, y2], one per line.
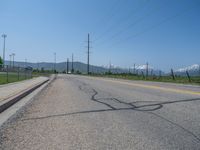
[93, 0, 125, 41]
[100, 3, 198, 49]
[94, 1, 166, 47]
[119, 4, 198, 45]
[94, 0, 150, 43]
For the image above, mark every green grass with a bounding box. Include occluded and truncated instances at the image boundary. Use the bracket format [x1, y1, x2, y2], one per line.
[32, 72, 52, 77]
[0, 70, 53, 85]
[88, 74, 200, 85]
[0, 72, 32, 85]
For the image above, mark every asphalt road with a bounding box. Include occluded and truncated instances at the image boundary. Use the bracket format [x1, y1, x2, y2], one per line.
[0, 74, 200, 150]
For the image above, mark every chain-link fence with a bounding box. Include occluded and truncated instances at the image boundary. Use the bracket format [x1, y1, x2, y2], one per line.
[0, 64, 32, 84]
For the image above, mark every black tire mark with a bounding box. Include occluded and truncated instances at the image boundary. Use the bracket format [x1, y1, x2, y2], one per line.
[91, 89, 117, 110]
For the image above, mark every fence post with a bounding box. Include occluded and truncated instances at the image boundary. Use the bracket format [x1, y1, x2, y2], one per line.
[159, 70, 162, 79]
[146, 62, 148, 79]
[141, 71, 145, 79]
[171, 69, 175, 80]
[18, 66, 20, 80]
[186, 70, 191, 82]
[24, 69, 26, 79]
[6, 65, 8, 83]
[30, 71, 32, 78]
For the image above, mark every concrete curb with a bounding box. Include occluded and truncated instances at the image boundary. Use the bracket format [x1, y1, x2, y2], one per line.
[0, 79, 49, 113]
[0, 75, 56, 127]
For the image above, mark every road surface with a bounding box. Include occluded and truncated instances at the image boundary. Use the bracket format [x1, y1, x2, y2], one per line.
[0, 74, 200, 149]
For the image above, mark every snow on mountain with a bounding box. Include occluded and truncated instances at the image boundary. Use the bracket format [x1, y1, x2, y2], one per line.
[176, 64, 200, 72]
[134, 64, 153, 70]
[101, 64, 120, 69]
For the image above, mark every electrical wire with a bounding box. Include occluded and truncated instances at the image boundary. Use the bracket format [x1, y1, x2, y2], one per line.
[93, 0, 151, 43]
[96, 1, 199, 50]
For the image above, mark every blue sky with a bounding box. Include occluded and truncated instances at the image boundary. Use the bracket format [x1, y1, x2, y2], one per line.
[0, 0, 199, 71]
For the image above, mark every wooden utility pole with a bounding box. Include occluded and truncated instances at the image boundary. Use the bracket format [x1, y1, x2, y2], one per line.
[67, 58, 69, 74]
[171, 68, 175, 80]
[146, 62, 148, 78]
[87, 33, 90, 74]
[71, 54, 74, 73]
[199, 65, 200, 76]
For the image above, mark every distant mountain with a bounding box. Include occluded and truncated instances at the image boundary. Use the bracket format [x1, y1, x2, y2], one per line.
[130, 64, 164, 76]
[176, 64, 200, 72]
[4, 60, 166, 75]
[175, 64, 200, 76]
[5, 61, 108, 73]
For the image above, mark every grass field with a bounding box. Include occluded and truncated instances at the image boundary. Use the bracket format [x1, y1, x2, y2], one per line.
[0, 72, 32, 85]
[0, 71, 53, 85]
[32, 72, 52, 77]
[88, 74, 200, 85]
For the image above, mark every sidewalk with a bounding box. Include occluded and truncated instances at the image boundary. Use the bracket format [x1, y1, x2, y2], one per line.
[0, 77, 49, 102]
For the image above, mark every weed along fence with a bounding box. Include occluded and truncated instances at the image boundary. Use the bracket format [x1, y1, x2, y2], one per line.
[96, 67, 200, 85]
[0, 64, 33, 84]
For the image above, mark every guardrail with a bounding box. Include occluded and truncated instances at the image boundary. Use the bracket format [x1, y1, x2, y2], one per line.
[0, 64, 32, 84]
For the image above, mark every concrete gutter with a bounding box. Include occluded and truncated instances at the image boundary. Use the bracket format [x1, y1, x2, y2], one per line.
[0, 75, 58, 113]
[0, 79, 49, 113]
[0, 75, 56, 127]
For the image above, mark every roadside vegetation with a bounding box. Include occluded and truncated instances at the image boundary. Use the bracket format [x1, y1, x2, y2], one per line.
[0, 73, 31, 84]
[87, 72, 200, 85]
[0, 67, 54, 85]
[32, 68, 55, 77]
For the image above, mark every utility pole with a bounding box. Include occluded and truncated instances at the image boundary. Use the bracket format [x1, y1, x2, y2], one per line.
[199, 64, 200, 76]
[146, 62, 148, 78]
[25, 59, 27, 79]
[12, 53, 15, 67]
[87, 33, 90, 74]
[67, 58, 69, 74]
[9, 54, 12, 68]
[71, 53, 74, 73]
[54, 52, 56, 73]
[159, 70, 162, 78]
[151, 69, 153, 76]
[109, 61, 111, 74]
[25, 59, 27, 67]
[2, 34, 7, 66]
[133, 63, 136, 74]
[37, 62, 39, 72]
[65, 60, 67, 73]
[171, 68, 175, 80]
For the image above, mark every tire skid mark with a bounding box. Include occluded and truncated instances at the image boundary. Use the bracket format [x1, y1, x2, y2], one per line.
[74, 78, 200, 142]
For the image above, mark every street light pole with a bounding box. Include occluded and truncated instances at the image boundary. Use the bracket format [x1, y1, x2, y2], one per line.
[2, 34, 7, 66]
[54, 52, 56, 73]
[9, 54, 12, 68]
[12, 53, 15, 67]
